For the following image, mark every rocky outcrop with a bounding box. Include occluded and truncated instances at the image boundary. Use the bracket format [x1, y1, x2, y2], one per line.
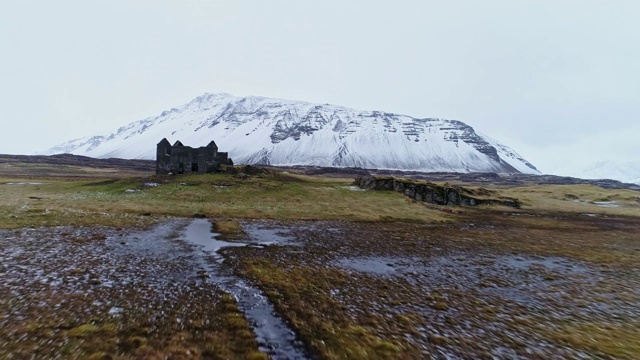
[355, 176, 521, 208]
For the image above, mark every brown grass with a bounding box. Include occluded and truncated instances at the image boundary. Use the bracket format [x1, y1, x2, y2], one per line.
[2, 168, 639, 358]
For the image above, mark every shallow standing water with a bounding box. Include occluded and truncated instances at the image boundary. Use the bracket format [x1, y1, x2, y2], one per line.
[181, 219, 307, 360]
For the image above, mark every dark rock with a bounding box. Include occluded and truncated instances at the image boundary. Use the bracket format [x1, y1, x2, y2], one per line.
[354, 176, 521, 208]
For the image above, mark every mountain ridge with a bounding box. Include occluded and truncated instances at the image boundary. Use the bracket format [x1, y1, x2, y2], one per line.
[574, 160, 640, 185]
[41, 93, 540, 175]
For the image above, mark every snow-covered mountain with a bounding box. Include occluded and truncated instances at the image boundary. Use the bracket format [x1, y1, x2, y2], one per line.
[41, 93, 540, 174]
[574, 161, 640, 185]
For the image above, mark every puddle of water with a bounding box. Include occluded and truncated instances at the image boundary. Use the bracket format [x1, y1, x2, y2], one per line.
[214, 274, 306, 359]
[334, 257, 424, 276]
[333, 253, 600, 310]
[183, 219, 246, 254]
[181, 219, 307, 360]
[184, 220, 301, 250]
[498, 256, 589, 274]
[242, 223, 301, 246]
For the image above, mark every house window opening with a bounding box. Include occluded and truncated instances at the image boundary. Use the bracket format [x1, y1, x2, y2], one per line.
[191, 163, 199, 172]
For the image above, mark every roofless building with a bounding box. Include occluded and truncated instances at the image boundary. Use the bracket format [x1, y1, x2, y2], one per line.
[156, 138, 233, 174]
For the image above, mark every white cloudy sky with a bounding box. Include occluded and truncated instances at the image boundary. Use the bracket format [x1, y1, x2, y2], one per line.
[1, 0, 638, 175]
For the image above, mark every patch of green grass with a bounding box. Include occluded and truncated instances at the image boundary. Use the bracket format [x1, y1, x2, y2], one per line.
[542, 321, 640, 359]
[2, 169, 640, 358]
[68, 323, 99, 337]
[0, 172, 449, 229]
[5, 171, 637, 230]
[500, 184, 640, 216]
[0, 285, 267, 359]
[234, 258, 414, 359]
[213, 219, 246, 240]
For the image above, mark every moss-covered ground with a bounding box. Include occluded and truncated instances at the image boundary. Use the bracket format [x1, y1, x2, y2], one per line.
[0, 172, 448, 230]
[225, 213, 640, 359]
[1, 169, 639, 358]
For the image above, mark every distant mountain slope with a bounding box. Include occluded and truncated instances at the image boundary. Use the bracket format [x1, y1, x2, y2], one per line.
[575, 161, 640, 185]
[0, 153, 154, 177]
[41, 93, 540, 174]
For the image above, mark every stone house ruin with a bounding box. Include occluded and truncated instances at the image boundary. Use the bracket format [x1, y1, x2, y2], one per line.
[156, 138, 233, 174]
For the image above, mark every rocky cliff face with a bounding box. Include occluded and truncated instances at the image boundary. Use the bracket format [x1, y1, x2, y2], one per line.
[355, 176, 521, 208]
[41, 93, 540, 175]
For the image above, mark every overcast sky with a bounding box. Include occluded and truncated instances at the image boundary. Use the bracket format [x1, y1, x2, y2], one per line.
[1, 0, 638, 175]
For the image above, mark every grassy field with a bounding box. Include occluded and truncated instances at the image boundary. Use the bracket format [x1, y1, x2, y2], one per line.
[0, 171, 453, 229]
[225, 213, 640, 358]
[2, 169, 639, 230]
[1, 167, 640, 359]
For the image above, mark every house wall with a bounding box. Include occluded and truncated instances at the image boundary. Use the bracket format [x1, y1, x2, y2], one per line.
[156, 142, 172, 174]
[169, 146, 194, 174]
[156, 141, 231, 175]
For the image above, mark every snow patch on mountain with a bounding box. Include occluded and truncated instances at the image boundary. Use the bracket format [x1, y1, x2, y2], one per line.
[41, 93, 540, 174]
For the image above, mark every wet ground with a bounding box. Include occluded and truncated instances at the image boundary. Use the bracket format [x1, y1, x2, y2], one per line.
[2, 215, 640, 359]
[179, 218, 307, 359]
[224, 217, 640, 359]
[0, 220, 267, 359]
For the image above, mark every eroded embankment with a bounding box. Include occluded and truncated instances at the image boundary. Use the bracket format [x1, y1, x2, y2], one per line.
[355, 175, 521, 207]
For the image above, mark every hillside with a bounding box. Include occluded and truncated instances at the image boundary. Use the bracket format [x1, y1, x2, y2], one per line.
[41, 93, 540, 175]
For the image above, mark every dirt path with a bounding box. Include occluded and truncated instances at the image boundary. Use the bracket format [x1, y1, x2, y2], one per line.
[0, 221, 267, 359]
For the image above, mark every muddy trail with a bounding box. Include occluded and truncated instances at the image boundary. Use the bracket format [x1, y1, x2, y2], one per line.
[179, 219, 307, 359]
[0, 219, 308, 359]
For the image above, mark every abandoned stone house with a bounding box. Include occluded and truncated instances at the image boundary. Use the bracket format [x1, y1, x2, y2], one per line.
[156, 138, 233, 174]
